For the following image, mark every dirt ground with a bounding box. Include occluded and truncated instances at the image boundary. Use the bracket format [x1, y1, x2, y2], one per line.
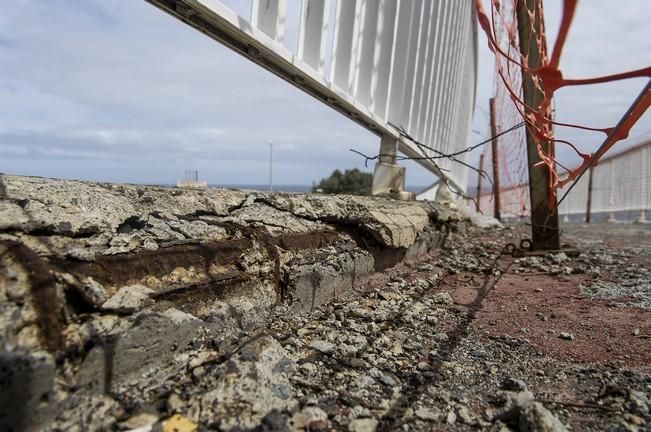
[449, 223, 651, 367]
[434, 222, 651, 430]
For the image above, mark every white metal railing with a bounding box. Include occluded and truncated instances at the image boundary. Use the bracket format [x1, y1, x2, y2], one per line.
[576, 141, 650, 217]
[146, 0, 477, 192]
[476, 140, 651, 221]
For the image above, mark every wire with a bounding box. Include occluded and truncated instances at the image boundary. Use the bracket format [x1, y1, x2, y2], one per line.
[557, 79, 651, 208]
[350, 120, 526, 212]
[388, 121, 526, 160]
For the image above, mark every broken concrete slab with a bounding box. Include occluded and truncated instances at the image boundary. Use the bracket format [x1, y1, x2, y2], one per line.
[0, 174, 466, 430]
[256, 192, 433, 248]
[74, 308, 203, 394]
[201, 336, 298, 430]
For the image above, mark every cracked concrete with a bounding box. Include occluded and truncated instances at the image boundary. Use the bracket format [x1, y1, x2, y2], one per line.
[0, 174, 464, 431]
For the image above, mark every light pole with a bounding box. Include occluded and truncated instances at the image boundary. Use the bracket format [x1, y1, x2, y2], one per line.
[268, 140, 273, 192]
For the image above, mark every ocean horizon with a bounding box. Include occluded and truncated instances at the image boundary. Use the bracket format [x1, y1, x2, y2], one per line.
[206, 184, 429, 193]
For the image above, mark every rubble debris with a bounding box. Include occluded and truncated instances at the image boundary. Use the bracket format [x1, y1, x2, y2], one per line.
[101, 284, 154, 313]
[162, 414, 198, 432]
[309, 340, 336, 355]
[494, 388, 568, 430]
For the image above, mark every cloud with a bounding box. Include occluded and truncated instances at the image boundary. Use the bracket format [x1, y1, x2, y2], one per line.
[470, 0, 650, 181]
[0, 0, 648, 188]
[546, 0, 651, 163]
[0, 0, 380, 185]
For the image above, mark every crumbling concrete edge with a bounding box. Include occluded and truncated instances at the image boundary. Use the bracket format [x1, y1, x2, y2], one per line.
[0, 174, 466, 430]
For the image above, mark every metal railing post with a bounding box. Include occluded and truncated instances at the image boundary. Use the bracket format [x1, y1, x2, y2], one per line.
[585, 166, 594, 223]
[476, 153, 485, 211]
[489, 98, 501, 221]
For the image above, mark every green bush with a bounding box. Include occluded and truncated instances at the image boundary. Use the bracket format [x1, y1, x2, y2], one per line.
[312, 168, 372, 195]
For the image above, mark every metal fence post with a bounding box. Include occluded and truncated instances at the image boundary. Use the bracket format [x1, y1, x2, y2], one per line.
[585, 166, 594, 223]
[476, 153, 485, 211]
[516, 0, 560, 249]
[638, 144, 648, 223]
[489, 98, 501, 221]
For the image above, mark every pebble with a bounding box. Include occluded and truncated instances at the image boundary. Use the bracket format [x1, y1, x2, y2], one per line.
[102, 285, 154, 313]
[188, 351, 218, 369]
[415, 407, 441, 421]
[291, 406, 329, 430]
[309, 340, 336, 354]
[119, 413, 158, 429]
[162, 415, 198, 432]
[629, 390, 650, 416]
[348, 418, 378, 432]
[432, 291, 454, 305]
[77, 277, 108, 307]
[167, 393, 184, 413]
[457, 406, 473, 424]
[502, 377, 528, 392]
[355, 375, 376, 388]
[559, 332, 575, 341]
[379, 374, 397, 386]
[301, 362, 318, 376]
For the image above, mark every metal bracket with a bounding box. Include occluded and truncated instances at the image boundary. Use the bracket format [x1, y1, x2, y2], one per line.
[502, 238, 580, 258]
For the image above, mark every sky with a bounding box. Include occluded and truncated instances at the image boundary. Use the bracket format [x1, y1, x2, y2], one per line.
[0, 0, 649, 188]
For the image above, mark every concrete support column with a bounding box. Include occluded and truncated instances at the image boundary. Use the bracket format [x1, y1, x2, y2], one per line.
[372, 136, 414, 200]
[378, 134, 399, 164]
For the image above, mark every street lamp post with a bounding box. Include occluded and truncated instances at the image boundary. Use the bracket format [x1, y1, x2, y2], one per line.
[269, 140, 273, 192]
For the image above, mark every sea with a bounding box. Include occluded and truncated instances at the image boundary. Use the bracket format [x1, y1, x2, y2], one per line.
[206, 184, 428, 193]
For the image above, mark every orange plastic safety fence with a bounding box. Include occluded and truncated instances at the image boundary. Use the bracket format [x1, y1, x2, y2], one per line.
[479, 0, 530, 216]
[476, 0, 651, 214]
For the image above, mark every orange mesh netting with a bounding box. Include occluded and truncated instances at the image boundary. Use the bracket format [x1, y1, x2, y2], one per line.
[476, 0, 651, 215]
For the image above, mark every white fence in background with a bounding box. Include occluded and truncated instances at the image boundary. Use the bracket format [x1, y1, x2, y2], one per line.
[477, 140, 651, 222]
[146, 0, 477, 192]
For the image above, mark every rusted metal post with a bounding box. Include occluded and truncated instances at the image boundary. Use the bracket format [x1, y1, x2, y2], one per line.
[489, 98, 501, 221]
[585, 166, 594, 223]
[476, 153, 485, 211]
[516, 0, 560, 249]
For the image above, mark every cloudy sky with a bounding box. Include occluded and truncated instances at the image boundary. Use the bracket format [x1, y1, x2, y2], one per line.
[0, 0, 649, 188]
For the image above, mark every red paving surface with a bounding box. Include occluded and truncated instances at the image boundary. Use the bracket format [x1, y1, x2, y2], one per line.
[477, 273, 649, 366]
[446, 223, 651, 367]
